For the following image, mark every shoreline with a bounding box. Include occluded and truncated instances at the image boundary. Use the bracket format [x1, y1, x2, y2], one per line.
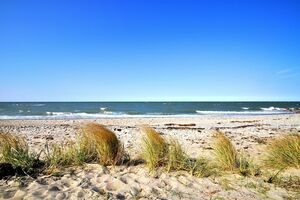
[0, 112, 298, 120]
[0, 111, 296, 120]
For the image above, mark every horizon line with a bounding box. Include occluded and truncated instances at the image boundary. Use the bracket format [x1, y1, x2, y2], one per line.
[1, 100, 300, 103]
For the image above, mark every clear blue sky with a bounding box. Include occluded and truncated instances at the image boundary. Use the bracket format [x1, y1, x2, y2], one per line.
[1, 0, 299, 101]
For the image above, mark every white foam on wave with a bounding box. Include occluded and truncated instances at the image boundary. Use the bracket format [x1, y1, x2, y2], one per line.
[46, 112, 71, 115]
[100, 107, 107, 111]
[103, 111, 114, 114]
[43, 111, 131, 119]
[0, 108, 293, 119]
[32, 104, 45, 107]
[241, 107, 249, 110]
[260, 106, 286, 111]
[195, 110, 290, 115]
[0, 112, 202, 120]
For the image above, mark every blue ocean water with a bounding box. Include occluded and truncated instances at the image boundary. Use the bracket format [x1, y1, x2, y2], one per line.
[0, 102, 299, 119]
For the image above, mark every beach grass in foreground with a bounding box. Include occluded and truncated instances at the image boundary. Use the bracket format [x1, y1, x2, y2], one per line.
[81, 123, 127, 166]
[263, 133, 300, 170]
[44, 123, 127, 172]
[140, 126, 169, 170]
[0, 131, 42, 177]
[141, 126, 215, 177]
[0, 123, 299, 184]
[212, 130, 261, 176]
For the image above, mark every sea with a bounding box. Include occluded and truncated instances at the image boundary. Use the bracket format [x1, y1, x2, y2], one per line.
[0, 102, 299, 119]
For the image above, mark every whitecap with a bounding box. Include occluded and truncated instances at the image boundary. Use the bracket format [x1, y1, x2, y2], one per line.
[196, 110, 289, 115]
[0, 112, 201, 120]
[32, 104, 45, 107]
[260, 107, 286, 111]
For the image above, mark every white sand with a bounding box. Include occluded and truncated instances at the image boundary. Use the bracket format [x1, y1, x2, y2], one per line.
[0, 114, 300, 199]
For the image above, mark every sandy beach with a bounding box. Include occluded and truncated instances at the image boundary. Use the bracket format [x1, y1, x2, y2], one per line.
[2, 0, 300, 199]
[0, 114, 300, 199]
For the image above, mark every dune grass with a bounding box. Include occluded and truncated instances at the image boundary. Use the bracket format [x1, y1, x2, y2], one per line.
[5, 124, 291, 179]
[212, 130, 238, 171]
[140, 127, 214, 177]
[186, 157, 216, 177]
[44, 123, 126, 171]
[212, 130, 258, 176]
[44, 142, 76, 172]
[263, 133, 300, 170]
[141, 127, 168, 170]
[0, 131, 41, 176]
[73, 131, 99, 164]
[81, 123, 126, 166]
[166, 139, 186, 171]
[44, 128, 99, 172]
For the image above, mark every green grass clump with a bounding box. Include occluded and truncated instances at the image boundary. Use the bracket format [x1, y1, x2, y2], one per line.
[187, 157, 215, 177]
[0, 131, 41, 176]
[73, 131, 99, 164]
[263, 133, 300, 170]
[141, 127, 214, 177]
[167, 140, 214, 177]
[212, 130, 238, 171]
[44, 142, 76, 172]
[141, 127, 168, 170]
[45, 123, 126, 171]
[212, 130, 258, 176]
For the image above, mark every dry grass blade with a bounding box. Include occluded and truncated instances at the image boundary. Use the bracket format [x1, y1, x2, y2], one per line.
[44, 123, 125, 172]
[73, 132, 99, 164]
[212, 130, 258, 176]
[167, 139, 186, 171]
[44, 142, 76, 172]
[140, 127, 168, 170]
[188, 157, 216, 177]
[264, 133, 300, 169]
[212, 130, 238, 171]
[81, 123, 125, 166]
[0, 131, 40, 176]
[140, 127, 214, 177]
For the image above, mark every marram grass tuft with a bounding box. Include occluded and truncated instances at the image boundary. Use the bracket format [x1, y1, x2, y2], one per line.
[212, 130, 238, 171]
[44, 142, 76, 172]
[44, 123, 126, 172]
[81, 123, 126, 166]
[212, 130, 259, 176]
[140, 127, 168, 170]
[140, 126, 214, 177]
[0, 131, 41, 176]
[263, 133, 300, 170]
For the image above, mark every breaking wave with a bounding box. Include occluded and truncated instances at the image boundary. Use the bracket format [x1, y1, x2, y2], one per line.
[195, 110, 290, 115]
